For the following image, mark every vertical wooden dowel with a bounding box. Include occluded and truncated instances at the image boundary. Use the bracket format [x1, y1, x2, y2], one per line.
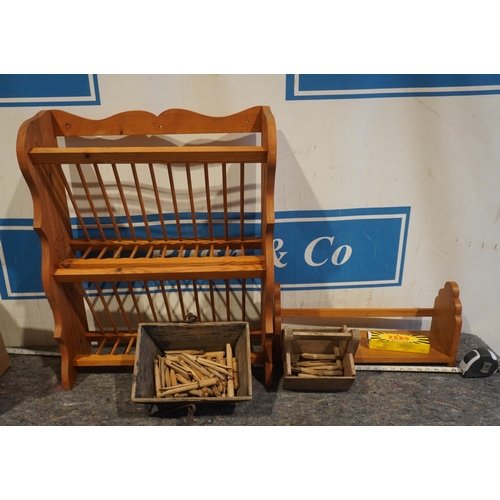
[222, 163, 229, 241]
[225, 279, 231, 321]
[232, 356, 239, 390]
[111, 163, 137, 240]
[170, 367, 178, 387]
[130, 246, 139, 258]
[166, 163, 183, 240]
[144, 281, 159, 322]
[149, 163, 168, 240]
[77, 282, 106, 334]
[94, 282, 120, 334]
[109, 337, 121, 355]
[176, 280, 186, 320]
[185, 163, 198, 240]
[159, 281, 173, 322]
[110, 282, 133, 333]
[165, 366, 172, 387]
[125, 336, 135, 355]
[154, 358, 161, 398]
[131, 163, 152, 241]
[75, 163, 106, 241]
[239, 162, 245, 242]
[94, 337, 107, 355]
[93, 163, 122, 241]
[203, 163, 214, 240]
[192, 280, 201, 320]
[127, 282, 145, 323]
[241, 279, 246, 321]
[61, 171, 91, 241]
[209, 280, 217, 321]
[226, 343, 235, 397]
[158, 355, 165, 388]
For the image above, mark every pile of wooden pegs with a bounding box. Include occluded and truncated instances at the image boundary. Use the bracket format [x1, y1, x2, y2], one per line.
[153, 343, 239, 398]
[291, 347, 344, 377]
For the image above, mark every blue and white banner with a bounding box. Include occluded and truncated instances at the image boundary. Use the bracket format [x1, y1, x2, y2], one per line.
[286, 74, 500, 100]
[0, 74, 100, 107]
[0, 219, 44, 299]
[0, 207, 410, 299]
[274, 207, 410, 290]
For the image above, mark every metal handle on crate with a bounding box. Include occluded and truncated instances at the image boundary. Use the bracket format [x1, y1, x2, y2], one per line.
[169, 312, 198, 324]
[184, 313, 198, 323]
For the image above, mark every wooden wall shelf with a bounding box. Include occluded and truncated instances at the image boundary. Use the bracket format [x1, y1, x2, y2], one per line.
[276, 281, 462, 367]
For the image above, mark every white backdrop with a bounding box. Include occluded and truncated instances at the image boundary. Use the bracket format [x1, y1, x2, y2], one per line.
[1, 74, 499, 355]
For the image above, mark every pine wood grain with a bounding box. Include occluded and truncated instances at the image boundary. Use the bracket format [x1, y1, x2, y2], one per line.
[278, 282, 462, 367]
[54, 255, 266, 282]
[17, 106, 277, 389]
[29, 146, 268, 164]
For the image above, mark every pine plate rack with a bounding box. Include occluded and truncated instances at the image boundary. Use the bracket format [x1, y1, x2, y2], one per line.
[17, 106, 277, 389]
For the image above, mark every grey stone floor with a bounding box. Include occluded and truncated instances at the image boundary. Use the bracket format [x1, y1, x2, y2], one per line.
[0, 333, 499, 426]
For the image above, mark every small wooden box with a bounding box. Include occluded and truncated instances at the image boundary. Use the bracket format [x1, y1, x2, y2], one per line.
[283, 326, 360, 391]
[131, 322, 252, 404]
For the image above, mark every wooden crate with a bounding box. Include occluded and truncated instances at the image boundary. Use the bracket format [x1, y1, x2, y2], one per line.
[131, 321, 252, 404]
[283, 326, 360, 391]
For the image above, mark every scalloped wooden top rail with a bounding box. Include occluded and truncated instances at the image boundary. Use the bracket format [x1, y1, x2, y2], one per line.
[49, 106, 270, 136]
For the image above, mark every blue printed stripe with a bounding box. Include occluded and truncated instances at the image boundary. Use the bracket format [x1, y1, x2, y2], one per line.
[0, 207, 410, 298]
[286, 74, 500, 100]
[0, 74, 100, 107]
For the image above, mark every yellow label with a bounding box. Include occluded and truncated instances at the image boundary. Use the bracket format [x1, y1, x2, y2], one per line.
[367, 331, 430, 354]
